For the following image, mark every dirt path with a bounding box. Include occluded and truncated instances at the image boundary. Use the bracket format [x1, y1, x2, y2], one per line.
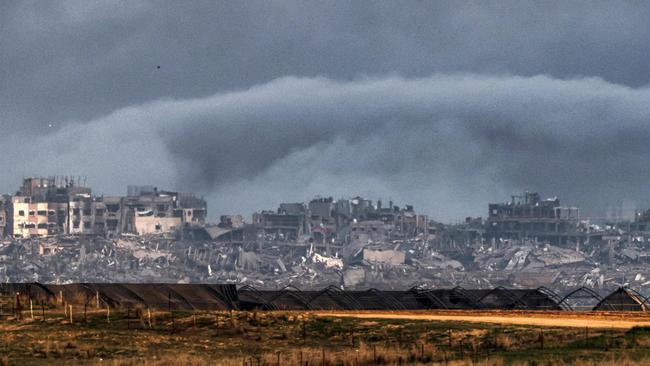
[313, 311, 650, 329]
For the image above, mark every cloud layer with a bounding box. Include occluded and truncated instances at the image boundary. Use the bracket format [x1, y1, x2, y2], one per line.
[3, 74, 649, 221]
[3, 1, 650, 131]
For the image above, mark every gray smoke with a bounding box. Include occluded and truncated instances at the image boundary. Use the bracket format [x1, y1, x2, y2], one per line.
[2, 74, 649, 221]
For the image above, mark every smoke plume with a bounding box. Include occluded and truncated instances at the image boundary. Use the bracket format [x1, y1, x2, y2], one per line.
[2, 74, 649, 221]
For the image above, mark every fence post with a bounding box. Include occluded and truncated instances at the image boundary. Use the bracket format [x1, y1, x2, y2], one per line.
[168, 293, 175, 332]
[373, 344, 377, 364]
[171, 308, 175, 332]
[15, 292, 20, 320]
[69, 305, 73, 324]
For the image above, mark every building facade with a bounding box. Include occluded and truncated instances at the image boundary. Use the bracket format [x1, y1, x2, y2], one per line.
[486, 192, 584, 245]
[3, 178, 207, 239]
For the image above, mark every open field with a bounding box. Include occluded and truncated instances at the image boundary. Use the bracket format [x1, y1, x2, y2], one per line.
[3, 309, 650, 365]
[313, 310, 650, 329]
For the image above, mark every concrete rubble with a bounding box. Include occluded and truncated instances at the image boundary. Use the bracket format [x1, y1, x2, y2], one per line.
[2, 229, 650, 296]
[2, 179, 650, 296]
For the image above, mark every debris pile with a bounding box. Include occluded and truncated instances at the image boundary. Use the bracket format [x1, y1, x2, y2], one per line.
[2, 187, 650, 296]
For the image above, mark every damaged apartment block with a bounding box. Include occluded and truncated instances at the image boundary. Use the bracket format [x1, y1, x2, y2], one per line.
[4, 177, 207, 239]
[486, 191, 585, 246]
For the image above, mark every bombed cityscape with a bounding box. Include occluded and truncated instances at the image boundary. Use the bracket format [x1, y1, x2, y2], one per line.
[6, 2, 650, 365]
[2, 175, 649, 298]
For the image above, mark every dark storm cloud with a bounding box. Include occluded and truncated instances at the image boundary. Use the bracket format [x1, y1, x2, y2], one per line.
[3, 1, 650, 220]
[3, 75, 649, 220]
[2, 1, 650, 130]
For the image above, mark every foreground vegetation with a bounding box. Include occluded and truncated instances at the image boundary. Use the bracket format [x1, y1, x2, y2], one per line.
[2, 307, 650, 365]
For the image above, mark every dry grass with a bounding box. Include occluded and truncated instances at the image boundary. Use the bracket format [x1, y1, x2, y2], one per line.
[87, 354, 650, 366]
[2, 309, 650, 365]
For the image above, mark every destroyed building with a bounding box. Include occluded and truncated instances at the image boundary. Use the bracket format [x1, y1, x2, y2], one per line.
[121, 185, 207, 236]
[308, 197, 336, 243]
[7, 180, 650, 297]
[8, 177, 95, 238]
[252, 209, 308, 241]
[606, 208, 650, 241]
[251, 196, 425, 247]
[486, 192, 585, 246]
[0, 196, 8, 237]
[2, 178, 207, 239]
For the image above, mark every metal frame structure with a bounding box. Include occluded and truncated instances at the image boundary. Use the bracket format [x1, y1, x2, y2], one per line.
[536, 286, 571, 311]
[594, 287, 649, 311]
[450, 286, 486, 309]
[478, 286, 530, 309]
[5, 283, 650, 312]
[558, 287, 603, 311]
[307, 285, 363, 310]
[266, 285, 313, 310]
[404, 286, 449, 309]
[237, 284, 278, 310]
[364, 288, 405, 310]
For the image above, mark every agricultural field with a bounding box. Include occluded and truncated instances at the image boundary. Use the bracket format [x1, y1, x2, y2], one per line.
[2, 308, 650, 365]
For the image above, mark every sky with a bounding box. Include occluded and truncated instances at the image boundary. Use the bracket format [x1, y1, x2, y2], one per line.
[2, 1, 650, 222]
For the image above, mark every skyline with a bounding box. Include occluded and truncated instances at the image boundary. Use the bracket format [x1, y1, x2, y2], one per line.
[0, 174, 641, 224]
